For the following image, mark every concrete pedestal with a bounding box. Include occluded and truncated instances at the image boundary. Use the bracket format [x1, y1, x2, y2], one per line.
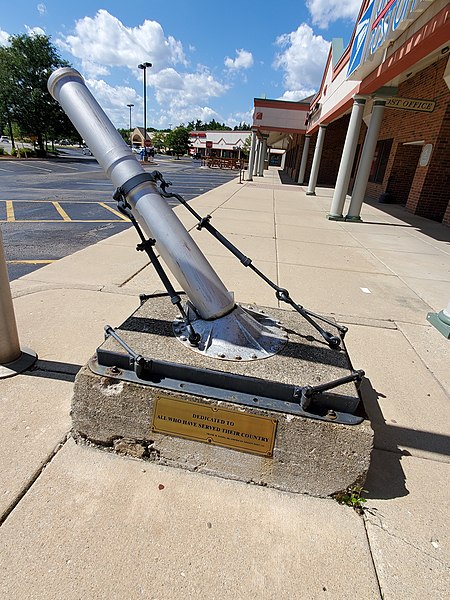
[72, 296, 373, 497]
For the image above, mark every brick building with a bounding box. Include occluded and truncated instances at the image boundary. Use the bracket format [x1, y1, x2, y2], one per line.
[247, 0, 450, 226]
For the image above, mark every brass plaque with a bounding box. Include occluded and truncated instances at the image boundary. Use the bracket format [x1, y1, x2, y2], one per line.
[152, 395, 277, 457]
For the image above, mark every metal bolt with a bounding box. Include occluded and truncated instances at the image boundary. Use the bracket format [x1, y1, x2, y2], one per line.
[217, 353, 226, 358]
[235, 355, 242, 360]
[251, 354, 258, 359]
[179, 335, 187, 342]
[106, 365, 121, 375]
[325, 410, 337, 420]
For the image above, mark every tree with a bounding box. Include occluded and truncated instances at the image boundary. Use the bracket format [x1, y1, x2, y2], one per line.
[234, 122, 251, 131]
[151, 131, 167, 152]
[0, 33, 77, 155]
[117, 128, 130, 143]
[165, 126, 190, 157]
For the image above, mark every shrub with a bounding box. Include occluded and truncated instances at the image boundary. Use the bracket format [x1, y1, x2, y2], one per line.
[11, 147, 36, 158]
[0, 147, 7, 155]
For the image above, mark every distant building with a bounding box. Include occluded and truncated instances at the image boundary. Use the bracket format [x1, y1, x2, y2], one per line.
[131, 127, 148, 147]
[248, 0, 450, 226]
[188, 131, 251, 159]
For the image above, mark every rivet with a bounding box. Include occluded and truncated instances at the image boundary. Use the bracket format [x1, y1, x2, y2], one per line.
[179, 335, 187, 342]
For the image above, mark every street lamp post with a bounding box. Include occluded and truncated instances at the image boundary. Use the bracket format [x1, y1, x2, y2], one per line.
[138, 62, 152, 146]
[127, 103, 134, 146]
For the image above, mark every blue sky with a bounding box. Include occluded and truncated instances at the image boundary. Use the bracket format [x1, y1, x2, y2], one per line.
[1, 1, 361, 129]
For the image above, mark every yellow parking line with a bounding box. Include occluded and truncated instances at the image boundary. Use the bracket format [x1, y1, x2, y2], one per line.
[7, 259, 56, 264]
[98, 202, 130, 221]
[0, 219, 130, 223]
[6, 201, 15, 221]
[52, 201, 71, 221]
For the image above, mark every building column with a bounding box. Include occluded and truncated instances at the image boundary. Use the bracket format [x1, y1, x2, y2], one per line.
[280, 151, 286, 169]
[253, 139, 261, 176]
[258, 136, 267, 176]
[246, 131, 257, 181]
[346, 99, 386, 220]
[328, 96, 366, 220]
[297, 135, 311, 184]
[306, 125, 327, 195]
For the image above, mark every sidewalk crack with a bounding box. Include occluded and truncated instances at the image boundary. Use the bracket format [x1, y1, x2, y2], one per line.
[0, 433, 70, 527]
[364, 514, 449, 568]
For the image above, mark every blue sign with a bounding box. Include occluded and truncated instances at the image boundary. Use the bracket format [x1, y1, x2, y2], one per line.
[347, 1, 375, 78]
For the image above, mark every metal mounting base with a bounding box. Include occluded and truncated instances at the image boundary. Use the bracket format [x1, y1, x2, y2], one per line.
[173, 303, 288, 361]
[0, 347, 37, 379]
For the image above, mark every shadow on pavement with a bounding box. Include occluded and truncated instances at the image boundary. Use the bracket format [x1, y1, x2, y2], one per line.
[362, 377, 450, 500]
[25, 359, 82, 383]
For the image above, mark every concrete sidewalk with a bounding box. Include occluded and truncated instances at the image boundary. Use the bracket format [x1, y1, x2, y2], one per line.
[1, 168, 449, 599]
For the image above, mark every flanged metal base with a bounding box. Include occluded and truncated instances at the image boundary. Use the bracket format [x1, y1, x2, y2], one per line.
[0, 347, 37, 379]
[173, 303, 288, 361]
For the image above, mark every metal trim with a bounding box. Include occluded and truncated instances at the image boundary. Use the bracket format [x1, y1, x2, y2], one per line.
[90, 349, 364, 425]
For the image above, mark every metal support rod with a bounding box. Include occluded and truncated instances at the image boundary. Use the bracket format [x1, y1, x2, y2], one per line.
[115, 195, 200, 346]
[153, 172, 345, 348]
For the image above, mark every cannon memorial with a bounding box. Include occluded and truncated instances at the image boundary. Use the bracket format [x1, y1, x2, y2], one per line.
[48, 68, 373, 496]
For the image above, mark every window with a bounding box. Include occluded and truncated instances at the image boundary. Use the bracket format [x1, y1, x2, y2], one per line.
[369, 139, 393, 183]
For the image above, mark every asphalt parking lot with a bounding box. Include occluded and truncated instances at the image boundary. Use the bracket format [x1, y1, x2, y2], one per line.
[0, 150, 239, 280]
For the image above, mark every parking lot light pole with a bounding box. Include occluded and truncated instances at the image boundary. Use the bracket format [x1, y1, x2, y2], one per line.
[127, 103, 134, 145]
[138, 62, 152, 143]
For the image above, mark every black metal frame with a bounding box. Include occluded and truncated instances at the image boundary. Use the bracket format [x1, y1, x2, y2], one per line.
[96, 324, 364, 425]
[100, 172, 367, 426]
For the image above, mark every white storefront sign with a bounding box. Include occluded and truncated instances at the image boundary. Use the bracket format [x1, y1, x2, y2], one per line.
[347, 0, 434, 79]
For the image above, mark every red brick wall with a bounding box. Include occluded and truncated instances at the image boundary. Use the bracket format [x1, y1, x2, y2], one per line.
[317, 115, 350, 185]
[284, 116, 350, 185]
[414, 101, 450, 222]
[365, 56, 450, 224]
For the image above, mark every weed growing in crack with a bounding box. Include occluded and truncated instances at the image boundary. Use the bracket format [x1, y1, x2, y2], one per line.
[334, 485, 368, 513]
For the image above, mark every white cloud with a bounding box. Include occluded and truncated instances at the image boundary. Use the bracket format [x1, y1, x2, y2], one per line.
[224, 49, 254, 70]
[307, 0, 361, 28]
[57, 11, 229, 129]
[273, 23, 329, 99]
[37, 3, 47, 15]
[25, 25, 46, 36]
[227, 109, 254, 128]
[0, 28, 10, 46]
[155, 105, 221, 129]
[85, 78, 141, 127]
[59, 9, 186, 77]
[150, 67, 228, 109]
[278, 89, 316, 102]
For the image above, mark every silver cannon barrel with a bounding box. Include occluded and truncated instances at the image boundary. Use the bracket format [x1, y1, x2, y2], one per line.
[48, 68, 287, 361]
[48, 67, 234, 321]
